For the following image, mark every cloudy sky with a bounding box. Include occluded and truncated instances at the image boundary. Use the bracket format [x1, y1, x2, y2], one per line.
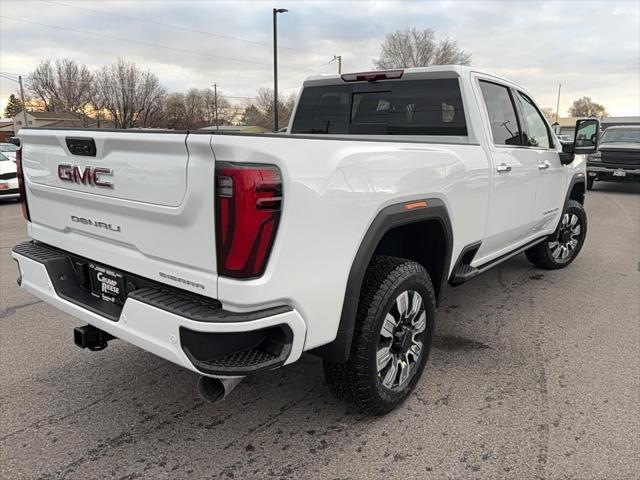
[1, 0, 639, 117]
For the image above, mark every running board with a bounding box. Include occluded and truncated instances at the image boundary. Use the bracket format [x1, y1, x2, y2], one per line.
[475, 236, 548, 274]
[450, 263, 479, 286]
[449, 241, 481, 286]
[450, 236, 548, 286]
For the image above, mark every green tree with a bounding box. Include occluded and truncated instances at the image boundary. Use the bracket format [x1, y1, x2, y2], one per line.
[4, 93, 23, 118]
[568, 97, 609, 118]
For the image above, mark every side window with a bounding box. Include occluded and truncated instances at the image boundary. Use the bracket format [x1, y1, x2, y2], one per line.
[516, 92, 551, 149]
[479, 81, 522, 146]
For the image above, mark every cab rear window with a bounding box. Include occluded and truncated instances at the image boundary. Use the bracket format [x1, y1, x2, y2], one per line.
[291, 78, 467, 136]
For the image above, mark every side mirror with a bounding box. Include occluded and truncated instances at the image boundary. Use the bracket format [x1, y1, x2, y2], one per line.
[9, 137, 21, 147]
[559, 118, 600, 165]
[574, 118, 599, 154]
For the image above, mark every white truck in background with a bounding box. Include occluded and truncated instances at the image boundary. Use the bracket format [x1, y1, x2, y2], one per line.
[12, 66, 599, 414]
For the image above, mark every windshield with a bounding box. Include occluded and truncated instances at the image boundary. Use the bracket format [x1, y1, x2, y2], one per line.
[600, 128, 640, 144]
[0, 152, 10, 161]
[0, 144, 18, 153]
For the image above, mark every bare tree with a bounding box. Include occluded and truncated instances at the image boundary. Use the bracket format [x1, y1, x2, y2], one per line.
[27, 59, 93, 119]
[162, 92, 187, 129]
[162, 90, 205, 129]
[201, 88, 234, 125]
[93, 58, 165, 129]
[541, 107, 557, 122]
[568, 96, 609, 119]
[374, 28, 471, 69]
[161, 88, 236, 129]
[88, 83, 107, 128]
[241, 88, 297, 130]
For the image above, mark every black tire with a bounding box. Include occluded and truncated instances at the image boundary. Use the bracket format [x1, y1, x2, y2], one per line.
[587, 176, 594, 190]
[525, 199, 587, 269]
[323, 255, 436, 415]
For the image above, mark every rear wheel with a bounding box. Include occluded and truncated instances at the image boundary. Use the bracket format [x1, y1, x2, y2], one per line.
[323, 256, 435, 415]
[525, 199, 587, 269]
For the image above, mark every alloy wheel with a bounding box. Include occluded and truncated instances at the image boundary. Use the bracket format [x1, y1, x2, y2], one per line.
[376, 290, 426, 390]
[549, 212, 582, 261]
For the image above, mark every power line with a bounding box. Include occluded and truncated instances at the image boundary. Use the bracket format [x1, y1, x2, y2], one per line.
[42, 0, 327, 59]
[0, 16, 328, 74]
[0, 73, 19, 82]
[280, 59, 336, 81]
[228, 59, 337, 91]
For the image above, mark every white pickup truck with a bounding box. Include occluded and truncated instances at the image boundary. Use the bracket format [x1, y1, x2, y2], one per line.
[12, 66, 599, 414]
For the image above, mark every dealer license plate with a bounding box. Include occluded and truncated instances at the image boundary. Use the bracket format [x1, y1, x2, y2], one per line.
[613, 169, 626, 177]
[89, 263, 126, 304]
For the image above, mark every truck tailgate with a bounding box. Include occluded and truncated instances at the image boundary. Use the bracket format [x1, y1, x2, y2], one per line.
[20, 129, 219, 295]
[24, 130, 189, 206]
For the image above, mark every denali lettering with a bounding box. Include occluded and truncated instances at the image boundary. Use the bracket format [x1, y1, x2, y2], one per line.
[58, 164, 113, 188]
[159, 272, 205, 290]
[71, 215, 121, 232]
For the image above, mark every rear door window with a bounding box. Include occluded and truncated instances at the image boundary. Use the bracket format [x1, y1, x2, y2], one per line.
[479, 81, 523, 146]
[291, 79, 467, 136]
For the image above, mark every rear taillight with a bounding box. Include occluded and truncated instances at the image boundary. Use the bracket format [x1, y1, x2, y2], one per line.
[215, 162, 282, 278]
[16, 147, 30, 221]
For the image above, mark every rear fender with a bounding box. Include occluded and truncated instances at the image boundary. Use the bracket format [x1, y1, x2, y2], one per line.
[314, 198, 453, 362]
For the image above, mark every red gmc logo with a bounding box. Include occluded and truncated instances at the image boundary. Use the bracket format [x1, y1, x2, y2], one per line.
[57, 164, 113, 188]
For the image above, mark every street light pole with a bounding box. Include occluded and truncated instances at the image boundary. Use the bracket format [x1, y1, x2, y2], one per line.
[273, 8, 288, 132]
[213, 83, 219, 131]
[555, 83, 562, 124]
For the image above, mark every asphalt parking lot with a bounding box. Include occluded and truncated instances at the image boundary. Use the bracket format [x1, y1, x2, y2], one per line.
[1, 183, 638, 480]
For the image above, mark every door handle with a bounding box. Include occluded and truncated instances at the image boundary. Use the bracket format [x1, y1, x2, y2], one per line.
[496, 163, 512, 173]
[538, 161, 550, 170]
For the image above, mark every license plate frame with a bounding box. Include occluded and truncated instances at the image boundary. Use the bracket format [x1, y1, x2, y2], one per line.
[613, 169, 626, 177]
[88, 263, 126, 305]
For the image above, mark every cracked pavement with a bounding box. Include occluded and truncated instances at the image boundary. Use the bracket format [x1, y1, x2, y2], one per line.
[1, 182, 639, 479]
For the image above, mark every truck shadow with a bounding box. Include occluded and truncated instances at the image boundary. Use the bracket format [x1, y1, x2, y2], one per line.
[5, 253, 541, 478]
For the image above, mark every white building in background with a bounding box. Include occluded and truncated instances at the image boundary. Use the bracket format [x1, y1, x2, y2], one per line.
[12, 111, 83, 133]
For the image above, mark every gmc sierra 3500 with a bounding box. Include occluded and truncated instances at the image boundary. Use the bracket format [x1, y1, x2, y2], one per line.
[12, 66, 599, 415]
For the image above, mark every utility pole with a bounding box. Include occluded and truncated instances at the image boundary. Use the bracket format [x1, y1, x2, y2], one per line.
[333, 55, 342, 74]
[213, 83, 219, 131]
[555, 83, 561, 124]
[273, 8, 288, 132]
[18, 75, 28, 131]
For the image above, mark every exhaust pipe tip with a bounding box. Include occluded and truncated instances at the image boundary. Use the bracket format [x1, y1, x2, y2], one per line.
[197, 376, 243, 404]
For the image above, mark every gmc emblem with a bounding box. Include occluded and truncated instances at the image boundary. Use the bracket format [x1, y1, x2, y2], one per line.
[58, 164, 113, 188]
